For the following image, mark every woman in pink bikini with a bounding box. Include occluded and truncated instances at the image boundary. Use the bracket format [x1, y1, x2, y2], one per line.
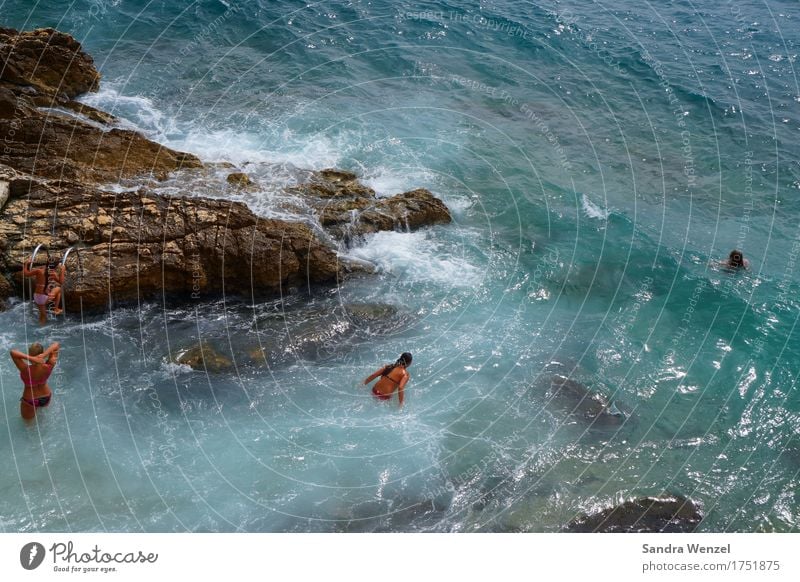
[10, 342, 60, 421]
[22, 258, 50, 325]
[363, 352, 412, 408]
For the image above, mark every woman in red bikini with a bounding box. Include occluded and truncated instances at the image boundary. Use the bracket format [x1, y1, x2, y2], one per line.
[10, 342, 60, 421]
[363, 352, 412, 408]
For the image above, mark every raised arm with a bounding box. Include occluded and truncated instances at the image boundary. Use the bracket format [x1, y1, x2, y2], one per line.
[54, 264, 66, 284]
[363, 366, 387, 385]
[22, 259, 37, 277]
[43, 342, 60, 367]
[10, 349, 31, 372]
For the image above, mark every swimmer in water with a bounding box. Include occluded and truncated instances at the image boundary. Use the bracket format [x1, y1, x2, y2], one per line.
[10, 342, 60, 421]
[721, 249, 750, 270]
[363, 352, 412, 407]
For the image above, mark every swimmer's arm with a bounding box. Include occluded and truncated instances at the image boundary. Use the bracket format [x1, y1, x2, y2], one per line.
[363, 367, 386, 385]
[397, 374, 409, 408]
[22, 260, 39, 277]
[9, 350, 29, 372]
[43, 342, 60, 366]
[55, 264, 66, 284]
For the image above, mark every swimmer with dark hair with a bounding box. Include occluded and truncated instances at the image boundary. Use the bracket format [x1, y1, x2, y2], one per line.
[22, 258, 49, 325]
[722, 249, 750, 270]
[363, 352, 412, 407]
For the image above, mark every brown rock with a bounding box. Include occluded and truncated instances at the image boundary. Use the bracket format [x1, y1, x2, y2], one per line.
[0, 177, 8, 210]
[247, 346, 269, 364]
[319, 168, 358, 183]
[565, 495, 703, 533]
[0, 166, 346, 312]
[0, 27, 202, 183]
[288, 169, 376, 200]
[290, 170, 451, 244]
[0, 106, 202, 183]
[0, 29, 452, 312]
[174, 341, 232, 372]
[0, 27, 100, 99]
[355, 188, 452, 233]
[0, 273, 12, 310]
[226, 172, 254, 188]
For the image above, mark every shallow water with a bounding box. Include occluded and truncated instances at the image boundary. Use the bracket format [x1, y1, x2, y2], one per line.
[1, 0, 799, 532]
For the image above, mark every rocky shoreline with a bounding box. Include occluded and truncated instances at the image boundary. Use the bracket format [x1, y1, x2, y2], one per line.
[0, 27, 705, 533]
[0, 27, 451, 311]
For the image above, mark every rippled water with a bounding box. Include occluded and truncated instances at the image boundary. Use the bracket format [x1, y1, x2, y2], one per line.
[1, 0, 799, 532]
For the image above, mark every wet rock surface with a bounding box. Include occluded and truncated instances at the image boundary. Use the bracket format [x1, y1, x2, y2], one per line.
[174, 340, 233, 373]
[0, 165, 344, 311]
[546, 374, 626, 427]
[247, 302, 409, 365]
[290, 169, 452, 245]
[0, 28, 452, 312]
[565, 495, 703, 533]
[0, 28, 202, 184]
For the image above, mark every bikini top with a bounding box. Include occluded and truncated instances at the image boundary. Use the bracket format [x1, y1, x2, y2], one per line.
[21, 363, 53, 386]
[381, 365, 406, 385]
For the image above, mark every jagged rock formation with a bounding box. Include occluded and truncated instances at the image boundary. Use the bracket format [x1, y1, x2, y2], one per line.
[0, 27, 451, 311]
[0, 27, 202, 183]
[291, 169, 452, 245]
[0, 164, 344, 311]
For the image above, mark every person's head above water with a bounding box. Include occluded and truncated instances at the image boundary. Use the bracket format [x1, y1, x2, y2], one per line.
[728, 249, 745, 268]
[381, 352, 413, 377]
[29, 342, 43, 357]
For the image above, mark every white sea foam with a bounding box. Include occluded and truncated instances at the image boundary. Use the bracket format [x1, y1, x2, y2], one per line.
[440, 195, 473, 219]
[581, 193, 609, 220]
[78, 86, 173, 138]
[346, 230, 481, 288]
[168, 128, 343, 168]
[359, 166, 436, 197]
[160, 360, 194, 378]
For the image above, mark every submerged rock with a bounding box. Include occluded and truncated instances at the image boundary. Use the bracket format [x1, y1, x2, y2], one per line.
[226, 172, 255, 188]
[247, 346, 269, 365]
[546, 374, 626, 427]
[174, 341, 232, 373]
[256, 302, 405, 364]
[565, 495, 703, 533]
[342, 303, 406, 334]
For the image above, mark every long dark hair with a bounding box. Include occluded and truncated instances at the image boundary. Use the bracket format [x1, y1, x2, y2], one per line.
[381, 352, 413, 376]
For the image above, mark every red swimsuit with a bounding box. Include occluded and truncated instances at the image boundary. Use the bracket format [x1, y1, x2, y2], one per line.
[372, 385, 391, 400]
[20, 364, 53, 408]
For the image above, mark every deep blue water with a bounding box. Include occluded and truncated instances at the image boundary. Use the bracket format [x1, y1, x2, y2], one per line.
[1, 0, 799, 532]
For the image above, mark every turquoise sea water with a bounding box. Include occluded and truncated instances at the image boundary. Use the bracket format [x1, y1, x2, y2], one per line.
[1, 0, 799, 532]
